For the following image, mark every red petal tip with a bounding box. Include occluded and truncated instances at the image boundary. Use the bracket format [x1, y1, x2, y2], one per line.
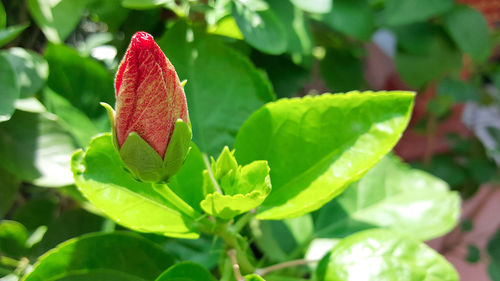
[131, 31, 155, 50]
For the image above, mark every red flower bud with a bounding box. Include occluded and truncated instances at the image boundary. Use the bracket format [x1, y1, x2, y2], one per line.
[115, 31, 189, 158]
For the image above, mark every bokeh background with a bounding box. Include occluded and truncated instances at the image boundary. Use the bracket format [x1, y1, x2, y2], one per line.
[1, 0, 500, 280]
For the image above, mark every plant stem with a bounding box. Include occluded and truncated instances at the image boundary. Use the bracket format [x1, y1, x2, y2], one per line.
[217, 223, 255, 275]
[232, 209, 256, 233]
[255, 259, 320, 276]
[227, 249, 245, 281]
[202, 154, 224, 194]
[0, 256, 20, 268]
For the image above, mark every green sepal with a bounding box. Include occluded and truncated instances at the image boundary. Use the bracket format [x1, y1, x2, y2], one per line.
[200, 146, 272, 220]
[163, 119, 192, 179]
[100, 102, 118, 150]
[119, 132, 165, 182]
[118, 119, 192, 183]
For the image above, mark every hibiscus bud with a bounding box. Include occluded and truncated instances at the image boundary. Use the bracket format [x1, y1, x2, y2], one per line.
[103, 31, 192, 182]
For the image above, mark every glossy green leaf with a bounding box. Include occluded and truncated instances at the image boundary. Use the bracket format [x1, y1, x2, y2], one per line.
[0, 110, 76, 187]
[0, 168, 20, 218]
[4, 48, 48, 98]
[27, 0, 87, 43]
[44, 44, 114, 123]
[23, 232, 176, 281]
[0, 53, 19, 122]
[155, 261, 217, 281]
[444, 5, 491, 62]
[235, 91, 414, 220]
[267, 0, 313, 55]
[232, 1, 287, 55]
[320, 48, 363, 92]
[0, 24, 29, 48]
[384, 0, 453, 26]
[395, 23, 462, 88]
[0, 220, 28, 258]
[157, 21, 275, 156]
[43, 88, 99, 147]
[320, 0, 374, 40]
[316, 229, 458, 281]
[121, 0, 171, 9]
[315, 154, 461, 241]
[290, 0, 332, 14]
[71, 134, 200, 238]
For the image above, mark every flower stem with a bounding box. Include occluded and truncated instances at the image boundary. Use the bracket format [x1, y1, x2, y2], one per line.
[255, 259, 320, 276]
[227, 249, 245, 281]
[217, 222, 255, 275]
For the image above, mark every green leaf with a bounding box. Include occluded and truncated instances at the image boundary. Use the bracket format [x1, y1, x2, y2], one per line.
[35, 209, 105, 256]
[157, 21, 275, 156]
[0, 220, 28, 258]
[290, 0, 332, 14]
[27, 0, 87, 43]
[384, 0, 454, 26]
[4, 48, 49, 98]
[444, 5, 491, 62]
[0, 1, 5, 29]
[44, 44, 114, 123]
[317, 229, 458, 281]
[251, 215, 313, 262]
[437, 78, 480, 103]
[320, 0, 374, 40]
[0, 168, 20, 218]
[488, 225, 500, 261]
[22, 232, 176, 281]
[43, 88, 99, 147]
[0, 53, 20, 122]
[12, 196, 58, 231]
[235, 91, 414, 220]
[88, 0, 130, 32]
[267, 0, 313, 55]
[395, 23, 462, 88]
[155, 261, 217, 281]
[0, 24, 29, 48]
[320, 48, 363, 92]
[232, 1, 287, 55]
[252, 53, 311, 98]
[315, 154, 461, 241]
[159, 235, 223, 270]
[200, 147, 272, 220]
[489, 262, 500, 281]
[71, 134, 200, 238]
[0, 110, 77, 187]
[42, 270, 146, 281]
[121, 0, 171, 10]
